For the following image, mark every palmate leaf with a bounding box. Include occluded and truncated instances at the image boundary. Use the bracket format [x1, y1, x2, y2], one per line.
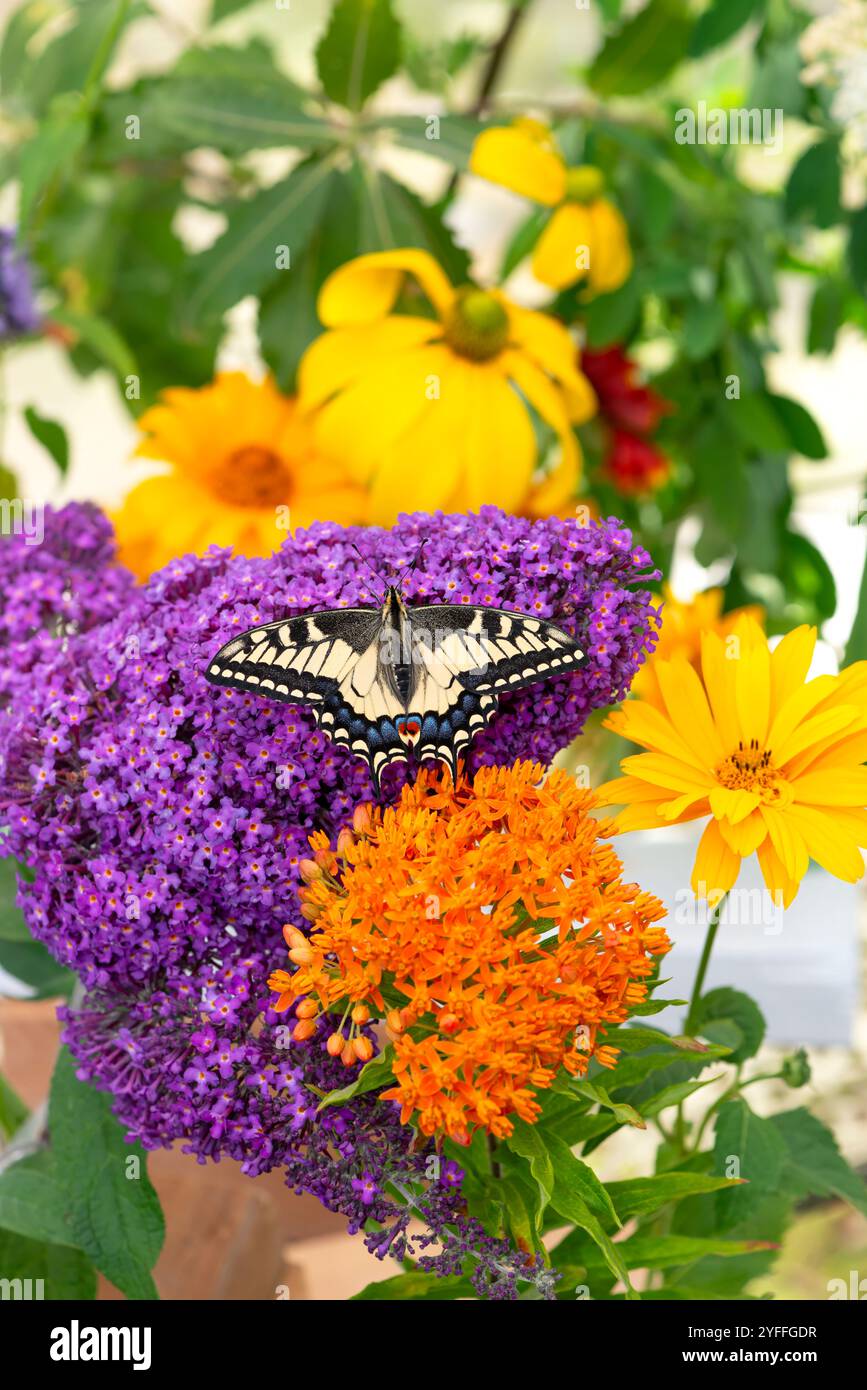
[180, 157, 340, 327]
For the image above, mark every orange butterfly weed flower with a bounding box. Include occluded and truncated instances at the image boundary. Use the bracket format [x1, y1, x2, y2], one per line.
[268, 762, 669, 1143]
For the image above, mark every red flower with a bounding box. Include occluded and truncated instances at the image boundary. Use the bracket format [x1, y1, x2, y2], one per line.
[582, 345, 670, 435]
[605, 430, 669, 495]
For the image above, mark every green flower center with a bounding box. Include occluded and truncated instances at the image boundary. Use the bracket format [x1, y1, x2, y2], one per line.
[564, 165, 605, 204]
[443, 287, 510, 362]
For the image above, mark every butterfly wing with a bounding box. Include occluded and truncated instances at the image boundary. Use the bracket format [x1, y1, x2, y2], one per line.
[404, 605, 585, 774]
[206, 609, 411, 787]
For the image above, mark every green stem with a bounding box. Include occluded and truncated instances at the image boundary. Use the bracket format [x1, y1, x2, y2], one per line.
[684, 892, 728, 1035]
[82, 0, 133, 110]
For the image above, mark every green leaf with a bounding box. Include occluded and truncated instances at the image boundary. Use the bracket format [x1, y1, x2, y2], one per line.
[543, 1134, 636, 1296]
[49, 307, 137, 380]
[18, 94, 89, 227]
[505, 1119, 555, 1212]
[619, 1233, 775, 1269]
[729, 391, 791, 453]
[147, 43, 335, 154]
[849, 204, 867, 295]
[378, 113, 490, 171]
[317, 1045, 396, 1110]
[49, 1047, 165, 1299]
[352, 162, 469, 282]
[690, 988, 766, 1064]
[569, 1080, 645, 1128]
[713, 1099, 788, 1224]
[771, 1108, 867, 1217]
[497, 1174, 542, 1252]
[767, 394, 827, 460]
[316, 0, 403, 111]
[0, 1228, 96, 1300]
[682, 298, 726, 360]
[689, 0, 766, 57]
[786, 138, 841, 229]
[352, 1272, 475, 1300]
[0, 1072, 30, 1141]
[845, 548, 867, 665]
[23, 407, 69, 477]
[606, 1172, 745, 1222]
[0, 1150, 80, 1248]
[0, 938, 75, 999]
[583, 277, 641, 347]
[181, 158, 338, 326]
[0, 859, 31, 942]
[807, 278, 846, 356]
[211, 0, 262, 20]
[586, 0, 692, 97]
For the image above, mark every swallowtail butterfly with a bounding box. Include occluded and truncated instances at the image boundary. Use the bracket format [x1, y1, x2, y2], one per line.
[205, 580, 584, 791]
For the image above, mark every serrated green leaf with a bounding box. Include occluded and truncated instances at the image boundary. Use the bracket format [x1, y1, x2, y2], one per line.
[182, 158, 338, 326]
[23, 407, 69, 477]
[771, 1108, 867, 1217]
[49, 1047, 165, 1299]
[316, 0, 402, 111]
[713, 1099, 788, 1225]
[691, 987, 766, 1065]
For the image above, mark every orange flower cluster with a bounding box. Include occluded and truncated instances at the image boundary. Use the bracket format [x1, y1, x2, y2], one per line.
[269, 762, 669, 1143]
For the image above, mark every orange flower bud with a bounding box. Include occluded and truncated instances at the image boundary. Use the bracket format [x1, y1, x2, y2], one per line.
[299, 858, 322, 883]
[282, 923, 306, 949]
[351, 1004, 370, 1025]
[352, 803, 373, 835]
[439, 1012, 460, 1035]
[386, 1009, 405, 1035]
[292, 1019, 317, 1041]
[353, 1036, 374, 1062]
[288, 945, 314, 966]
[336, 828, 354, 858]
[326, 1031, 345, 1056]
[295, 998, 318, 1019]
[340, 1041, 356, 1068]
[299, 902, 321, 923]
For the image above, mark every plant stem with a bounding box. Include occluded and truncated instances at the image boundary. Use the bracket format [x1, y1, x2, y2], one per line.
[472, 1, 530, 116]
[684, 892, 728, 1035]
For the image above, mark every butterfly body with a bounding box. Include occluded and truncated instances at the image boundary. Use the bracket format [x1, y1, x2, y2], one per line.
[205, 584, 584, 790]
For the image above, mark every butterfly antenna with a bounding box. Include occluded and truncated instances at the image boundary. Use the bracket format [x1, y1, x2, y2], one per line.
[398, 538, 428, 589]
[350, 544, 386, 600]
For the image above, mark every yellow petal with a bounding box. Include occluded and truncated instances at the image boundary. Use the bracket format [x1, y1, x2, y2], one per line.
[769, 625, 816, 717]
[456, 367, 536, 512]
[700, 630, 742, 752]
[297, 317, 440, 411]
[735, 637, 771, 747]
[691, 819, 742, 898]
[773, 704, 858, 767]
[469, 126, 565, 206]
[717, 809, 767, 858]
[785, 804, 865, 882]
[792, 767, 867, 806]
[709, 787, 760, 825]
[621, 751, 715, 795]
[317, 250, 454, 326]
[508, 306, 595, 419]
[587, 199, 632, 295]
[756, 837, 799, 907]
[760, 804, 809, 884]
[767, 674, 844, 764]
[531, 203, 592, 291]
[499, 350, 581, 513]
[655, 658, 724, 767]
[607, 701, 710, 772]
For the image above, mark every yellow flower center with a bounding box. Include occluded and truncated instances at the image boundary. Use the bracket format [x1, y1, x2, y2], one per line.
[564, 165, 605, 204]
[211, 445, 292, 508]
[715, 739, 792, 806]
[443, 287, 510, 362]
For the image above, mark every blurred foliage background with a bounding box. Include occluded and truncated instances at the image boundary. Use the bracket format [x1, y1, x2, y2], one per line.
[2, 0, 866, 626]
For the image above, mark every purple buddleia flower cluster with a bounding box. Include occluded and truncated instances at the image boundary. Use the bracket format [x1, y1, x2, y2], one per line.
[0, 228, 39, 340]
[0, 501, 659, 1299]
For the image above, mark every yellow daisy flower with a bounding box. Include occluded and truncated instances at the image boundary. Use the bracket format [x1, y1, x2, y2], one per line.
[297, 248, 597, 524]
[113, 372, 367, 578]
[470, 119, 632, 295]
[598, 615, 867, 906]
[634, 584, 764, 708]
